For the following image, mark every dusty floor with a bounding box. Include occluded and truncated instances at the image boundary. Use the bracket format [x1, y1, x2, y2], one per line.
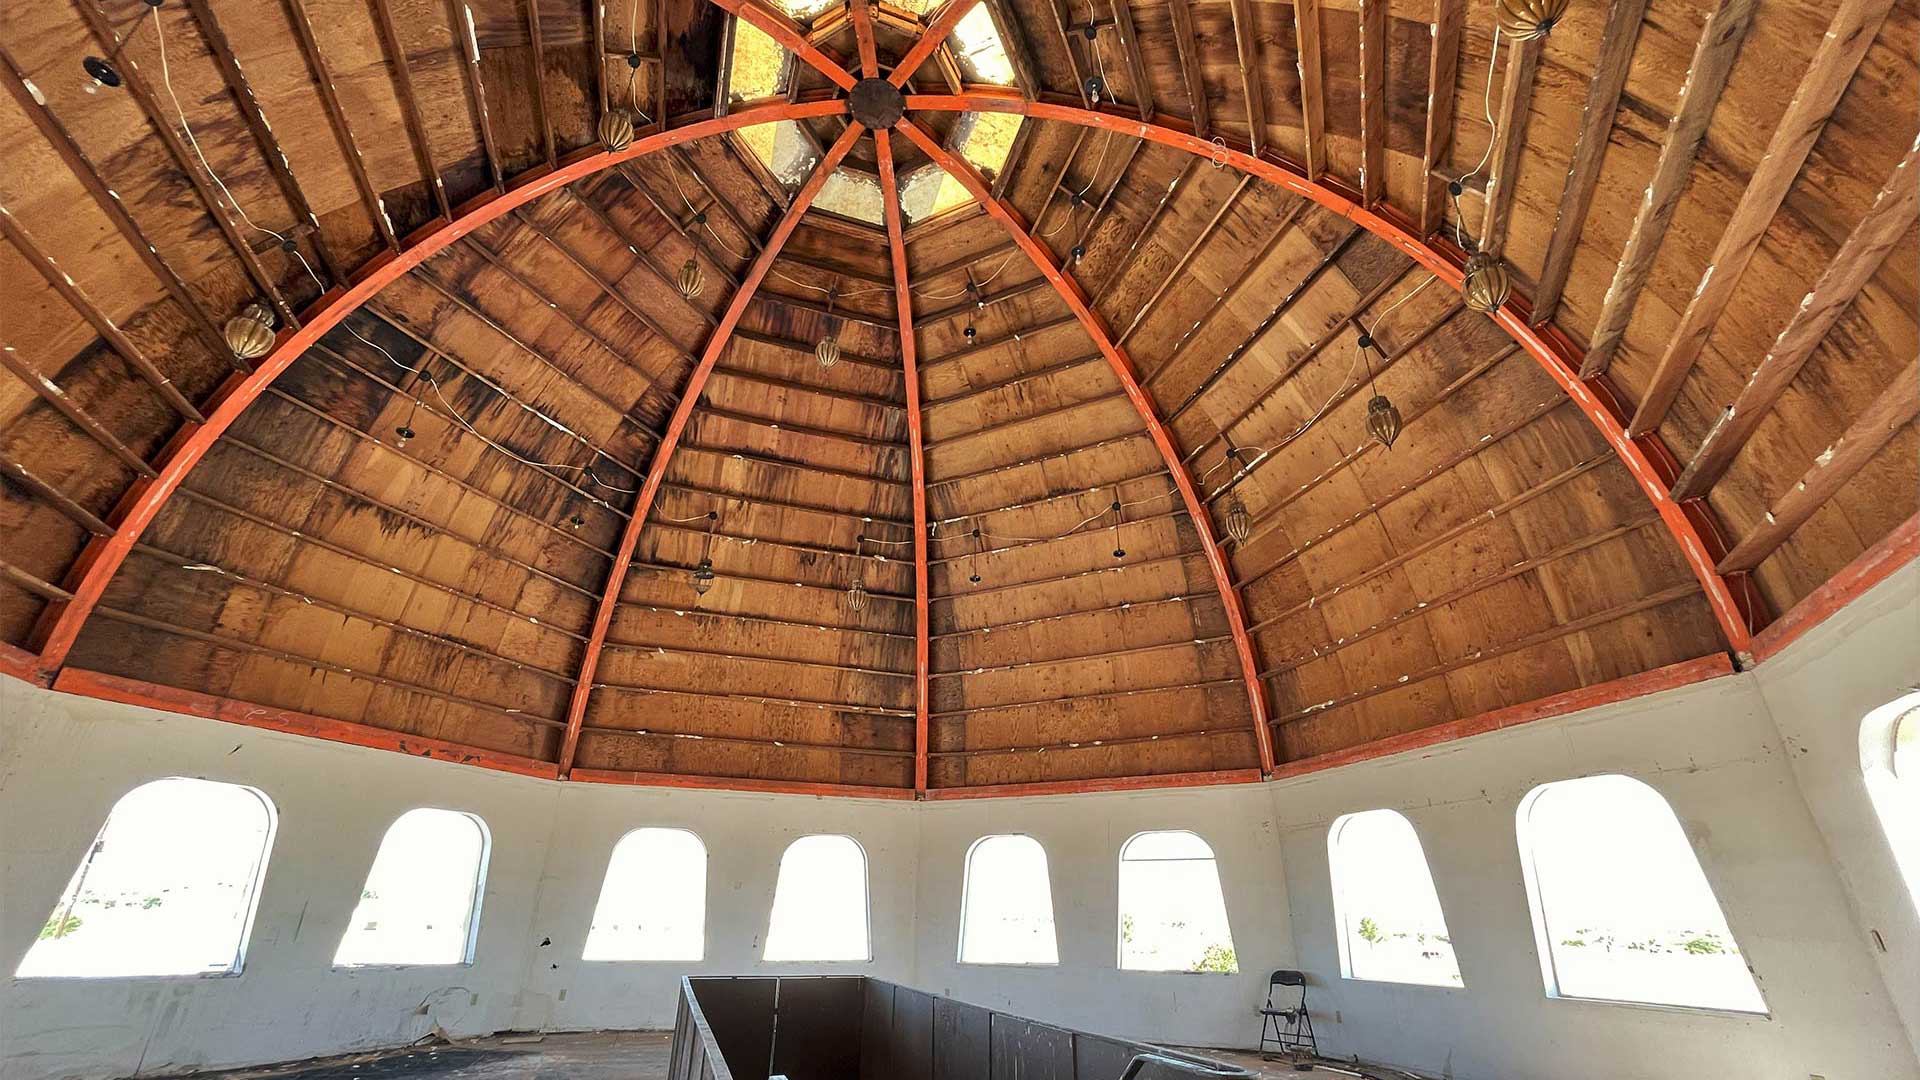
[188, 1030, 1407, 1079]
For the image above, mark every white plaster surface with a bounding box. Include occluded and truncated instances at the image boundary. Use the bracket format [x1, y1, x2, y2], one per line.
[1, 566, 1915, 1079]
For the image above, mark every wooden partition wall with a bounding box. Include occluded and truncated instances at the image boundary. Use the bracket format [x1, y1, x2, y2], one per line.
[669, 975, 1252, 1080]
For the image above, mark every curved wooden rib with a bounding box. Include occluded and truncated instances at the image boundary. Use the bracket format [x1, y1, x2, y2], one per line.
[897, 116, 1278, 776]
[555, 120, 868, 777]
[875, 129, 933, 796]
[25, 99, 852, 682]
[904, 91, 1762, 657]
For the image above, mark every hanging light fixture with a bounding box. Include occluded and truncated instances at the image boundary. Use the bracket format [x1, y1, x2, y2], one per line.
[690, 510, 718, 597]
[597, 108, 635, 152]
[1356, 332, 1403, 451]
[677, 257, 705, 300]
[1461, 251, 1512, 313]
[966, 526, 984, 584]
[568, 513, 586, 531]
[1497, 0, 1571, 40]
[817, 284, 842, 369]
[223, 301, 277, 361]
[1224, 495, 1252, 545]
[846, 535, 870, 612]
[1109, 493, 1126, 560]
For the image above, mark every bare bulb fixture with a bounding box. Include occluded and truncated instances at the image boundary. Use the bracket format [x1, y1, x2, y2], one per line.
[677, 257, 705, 300]
[597, 109, 635, 153]
[1497, 0, 1571, 41]
[1366, 394, 1403, 450]
[223, 301, 277, 361]
[393, 424, 416, 448]
[1461, 252, 1511, 313]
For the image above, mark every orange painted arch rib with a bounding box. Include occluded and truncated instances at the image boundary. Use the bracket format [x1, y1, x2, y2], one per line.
[905, 90, 1764, 658]
[25, 100, 852, 680]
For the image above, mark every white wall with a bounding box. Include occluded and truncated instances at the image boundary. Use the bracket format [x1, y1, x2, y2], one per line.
[1, 565, 1915, 1079]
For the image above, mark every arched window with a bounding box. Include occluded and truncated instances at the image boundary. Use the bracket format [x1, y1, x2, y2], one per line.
[334, 808, 490, 967]
[1862, 691, 1920, 900]
[583, 828, 708, 961]
[958, 835, 1058, 965]
[16, 777, 277, 978]
[764, 835, 870, 961]
[1328, 810, 1462, 987]
[1117, 831, 1238, 973]
[1517, 774, 1764, 1012]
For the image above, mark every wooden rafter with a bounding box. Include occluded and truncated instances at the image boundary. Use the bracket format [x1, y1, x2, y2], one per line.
[1293, 0, 1324, 176]
[899, 116, 1277, 775]
[1477, 34, 1542, 256]
[1358, 0, 1386, 205]
[1228, 0, 1268, 157]
[1418, 0, 1465, 235]
[1717, 361, 1918, 574]
[282, 0, 395, 249]
[443, 0, 504, 189]
[1629, 0, 1894, 436]
[1167, 0, 1208, 136]
[711, 0, 859, 88]
[1672, 136, 1920, 502]
[556, 121, 867, 777]
[894, 0, 982, 87]
[1531, 0, 1649, 324]
[981, 0, 1040, 98]
[1581, 0, 1758, 377]
[522, 0, 559, 167]
[1107, 0, 1154, 120]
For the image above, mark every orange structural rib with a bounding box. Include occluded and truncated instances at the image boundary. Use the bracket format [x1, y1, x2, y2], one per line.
[555, 120, 869, 778]
[24, 100, 852, 683]
[709, 0, 858, 89]
[875, 129, 933, 796]
[890, 0, 980, 87]
[898, 116, 1278, 777]
[905, 91, 1764, 658]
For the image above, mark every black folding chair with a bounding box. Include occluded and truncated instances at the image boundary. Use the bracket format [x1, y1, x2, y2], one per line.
[1258, 969, 1316, 1059]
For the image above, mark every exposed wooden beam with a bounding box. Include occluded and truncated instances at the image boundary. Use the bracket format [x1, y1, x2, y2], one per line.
[368, 0, 455, 216]
[1042, 0, 1092, 106]
[1118, 177, 1254, 344]
[0, 207, 201, 421]
[0, 452, 112, 536]
[1672, 136, 1920, 502]
[1581, 0, 1758, 377]
[0, 46, 237, 367]
[1293, 0, 1324, 176]
[556, 122, 867, 778]
[282, 0, 396, 248]
[1167, 0, 1209, 136]
[444, 0, 505, 189]
[1531, 0, 1650, 323]
[1717, 361, 1918, 574]
[1228, 0, 1269, 157]
[1141, 201, 1304, 385]
[1358, 0, 1387, 205]
[852, 0, 880, 79]
[1478, 34, 1543, 256]
[894, 0, 982, 87]
[1108, 0, 1155, 120]
[1418, 0, 1465, 236]
[522, 0, 559, 167]
[711, 0, 859, 88]
[900, 116, 1276, 776]
[68, 0, 296, 327]
[0, 346, 158, 478]
[1629, 0, 1894, 436]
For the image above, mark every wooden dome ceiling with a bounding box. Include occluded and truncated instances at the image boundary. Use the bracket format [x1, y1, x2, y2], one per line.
[0, 0, 1912, 798]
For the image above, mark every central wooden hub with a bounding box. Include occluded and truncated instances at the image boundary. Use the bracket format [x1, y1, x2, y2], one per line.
[849, 78, 906, 129]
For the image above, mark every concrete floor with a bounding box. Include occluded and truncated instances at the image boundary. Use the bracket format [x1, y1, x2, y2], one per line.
[187, 1031, 1412, 1079]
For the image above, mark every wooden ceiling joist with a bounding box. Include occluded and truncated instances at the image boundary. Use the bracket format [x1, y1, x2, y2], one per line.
[1357, 0, 1387, 206]
[1292, 0, 1324, 176]
[1418, 0, 1465, 236]
[1628, 0, 1895, 436]
[1672, 136, 1920, 503]
[1228, 0, 1269, 158]
[1580, 0, 1758, 378]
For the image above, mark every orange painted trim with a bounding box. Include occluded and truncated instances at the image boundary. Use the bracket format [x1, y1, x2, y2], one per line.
[556, 121, 869, 777]
[51, 668, 562, 780]
[903, 92, 1761, 656]
[850, 0, 880, 78]
[571, 766, 917, 800]
[25, 99, 850, 682]
[898, 117, 1278, 777]
[876, 129, 933, 797]
[889, 0, 982, 88]
[1267, 653, 1736, 782]
[1749, 513, 1917, 667]
[0, 640, 42, 685]
[924, 768, 1266, 800]
[710, 0, 858, 89]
